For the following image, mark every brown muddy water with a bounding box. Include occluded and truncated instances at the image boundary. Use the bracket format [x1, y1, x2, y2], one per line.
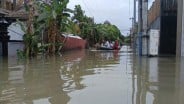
[0, 46, 184, 104]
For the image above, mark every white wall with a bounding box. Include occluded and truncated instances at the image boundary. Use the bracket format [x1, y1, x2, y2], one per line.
[8, 22, 24, 41]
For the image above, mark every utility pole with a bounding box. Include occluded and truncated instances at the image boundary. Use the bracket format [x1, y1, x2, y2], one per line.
[131, 1, 137, 104]
[138, 0, 143, 56]
[138, 0, 143, 33]
[142, 0, 148, 56]
[132, 0, 137, 54]
[133, 0, 136, 26]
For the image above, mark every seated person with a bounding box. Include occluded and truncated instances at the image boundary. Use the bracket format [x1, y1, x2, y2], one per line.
[104, 40, 110, 48]
[113, 40, 119, 49]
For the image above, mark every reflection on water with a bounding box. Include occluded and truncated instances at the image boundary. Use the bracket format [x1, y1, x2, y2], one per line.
[8, 42, 24, 57]
[0, 49, 120, 104]
[132, 57, 184, 104]
[0, 49, 184, 104]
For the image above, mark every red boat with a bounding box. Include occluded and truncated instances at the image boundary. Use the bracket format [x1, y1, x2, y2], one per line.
[59, 34, 87, 51]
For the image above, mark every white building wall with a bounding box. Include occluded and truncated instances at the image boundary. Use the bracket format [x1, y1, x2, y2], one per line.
[8, 22, 24, 41]
[148, 29, 159, 56]
[142, 37, 148, 55]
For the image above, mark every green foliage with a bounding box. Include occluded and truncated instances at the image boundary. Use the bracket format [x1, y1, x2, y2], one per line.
[71, 5, 122, 46]
[124, 35, 131, 44]
[17, 49, 25, 59]
[35, 0, 71, 29]
[17, 19, 40, 58]
[95, 23, 121, 42]
[38, 43, 51, 53]
[18, 0, 123, 56]
[72, 5, 85, 22]
[72, 5, 122, 45]
[72, 5, 94, 38]
[17, 0, 73, 57]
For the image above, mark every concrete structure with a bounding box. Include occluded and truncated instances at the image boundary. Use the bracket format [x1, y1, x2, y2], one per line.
[130, 0, 137, 55]
[136, 0, 177, 56]
[137, 0, 143, 56]
[148, 29, 159, 56]
[177, 0, 184, 57]
[159, 0, 177, 55]
[142, 0, 148, 56]
[137, 0, 148, 56]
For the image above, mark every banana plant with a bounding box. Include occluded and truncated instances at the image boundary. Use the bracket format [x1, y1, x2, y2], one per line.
[17, 0, 38, 58]
[35, 0, 72, 53]
[17, 0, 72, 57]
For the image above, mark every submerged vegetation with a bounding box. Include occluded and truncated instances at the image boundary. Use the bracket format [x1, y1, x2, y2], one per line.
[19, 0, 123, 58]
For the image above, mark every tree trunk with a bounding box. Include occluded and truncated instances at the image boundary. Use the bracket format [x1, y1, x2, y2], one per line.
[48, 20, 57, 54]
[25, 1, 34, 57]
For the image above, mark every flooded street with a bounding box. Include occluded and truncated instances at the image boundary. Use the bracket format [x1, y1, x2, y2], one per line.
[0, 49, 184, 104]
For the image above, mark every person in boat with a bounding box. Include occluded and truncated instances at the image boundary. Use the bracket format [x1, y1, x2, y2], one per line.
[110, 41, 114, 48]
[95, 42, 100, 49]
[100, 40, 105, 47]
[113, 40, 119, 49]
[104, 40, 110, 48]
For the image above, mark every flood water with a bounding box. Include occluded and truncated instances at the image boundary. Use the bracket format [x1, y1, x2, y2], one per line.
[0, 47, 184, 104]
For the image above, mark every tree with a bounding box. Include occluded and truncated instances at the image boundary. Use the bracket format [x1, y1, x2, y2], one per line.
[124, 35, 131, 44]
[95, 22, 121, 42]
[72, 5, 122, 47]
[72, 5, 96, 46]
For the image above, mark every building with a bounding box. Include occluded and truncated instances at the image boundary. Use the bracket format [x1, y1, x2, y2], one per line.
[177, 0, 184, 57]
[0, 0, 26, 56]
[137, 0, 177, 56]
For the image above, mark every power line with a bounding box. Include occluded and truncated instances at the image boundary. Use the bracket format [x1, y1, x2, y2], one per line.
[81, 0, 94, 17]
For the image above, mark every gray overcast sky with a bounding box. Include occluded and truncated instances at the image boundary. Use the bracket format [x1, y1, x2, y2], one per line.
[67, 0, 134, 35]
